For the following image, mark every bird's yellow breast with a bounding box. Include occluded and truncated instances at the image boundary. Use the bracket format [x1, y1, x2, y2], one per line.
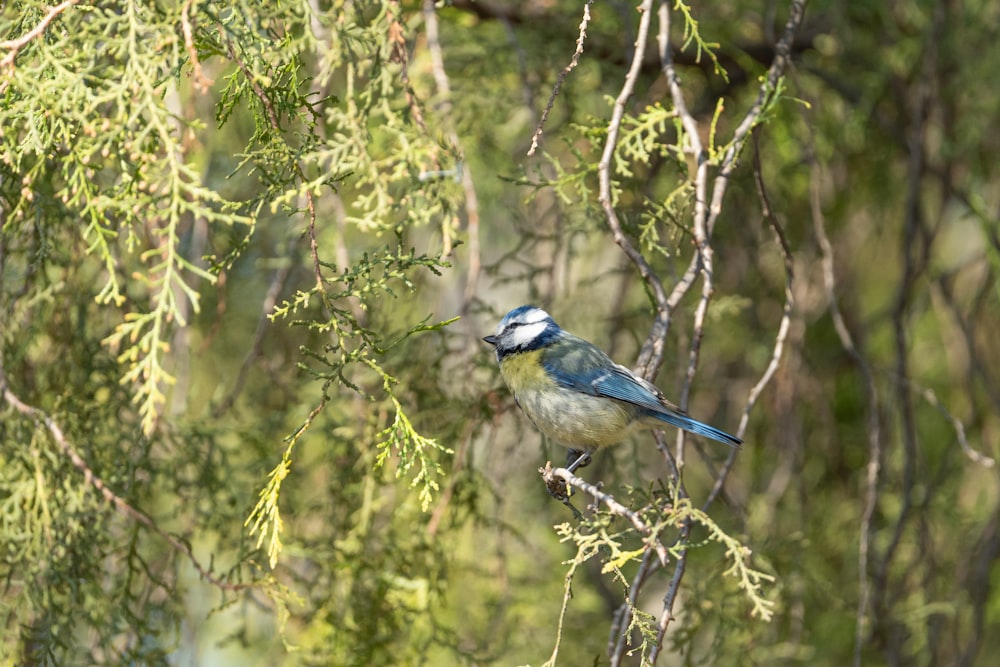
[498, 349, 637, 449]
[497, 349, 557, 392]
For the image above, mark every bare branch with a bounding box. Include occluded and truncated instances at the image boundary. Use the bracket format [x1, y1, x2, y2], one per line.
[715, 0, 808, 181]
[919, 386, 994, 467]
[526, 0, 594, 157]
[651, 2, 807, 659]
[702, 0, 808, 256]
[213, 258, 297, 417]
[875, 11, 947, 658]
[656, 0, 717, 471]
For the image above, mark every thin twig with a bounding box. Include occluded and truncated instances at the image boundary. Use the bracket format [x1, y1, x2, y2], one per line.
[596, 0, 675, 381]
[213, 259, 297, 417]
[658, 0, 709, 237]
[701, 0, 808, 259]
[426, 419, 479, 537]
[876, 12, 942, 658]
[648, 417, 694, 662]
[526, 0, 594, 157]
[657, 0, 715, 472]
[705, 128, 795, 509]
[919, 387, 994, 467]
[387, 1, 427, 132]
[809, 149, 883, 667]
[502, 18, 536, 121]
[0, 0, 80, 68]
[0, 368, 245, 590]
[648, 523, 690, 663]
[881, 366, 996, 469]
[224, 34, 325, 299]
[181, 0, 213, 93]
[714, 0, 807, 182]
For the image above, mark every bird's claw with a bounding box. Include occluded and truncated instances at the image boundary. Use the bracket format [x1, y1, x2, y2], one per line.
[539, 461, 584, 520]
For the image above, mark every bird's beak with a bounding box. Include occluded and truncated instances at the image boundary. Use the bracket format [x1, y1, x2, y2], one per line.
[482, 335, 498, 346]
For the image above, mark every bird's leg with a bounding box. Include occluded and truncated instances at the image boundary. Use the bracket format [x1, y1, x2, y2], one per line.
[566, 448, 592, 473]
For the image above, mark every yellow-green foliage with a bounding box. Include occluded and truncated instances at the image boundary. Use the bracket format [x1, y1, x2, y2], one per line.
[3, 0, 1000, 665]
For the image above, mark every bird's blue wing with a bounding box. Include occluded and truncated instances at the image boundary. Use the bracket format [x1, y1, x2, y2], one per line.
[541, 334, 743, 448]
[541, 335, 667, 413]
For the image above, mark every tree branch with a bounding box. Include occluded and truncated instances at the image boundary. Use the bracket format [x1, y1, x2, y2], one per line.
[0, 0, 80, 69]
[526, 0, 594, 157]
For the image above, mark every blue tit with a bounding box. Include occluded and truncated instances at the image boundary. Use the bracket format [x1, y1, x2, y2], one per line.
[483, 305, 741, 471]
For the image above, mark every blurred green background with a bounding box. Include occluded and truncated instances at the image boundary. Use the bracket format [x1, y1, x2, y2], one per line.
[2, 0, 999, 665]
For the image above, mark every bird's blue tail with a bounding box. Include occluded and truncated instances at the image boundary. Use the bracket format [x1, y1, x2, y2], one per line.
[647, 409, 742, 448]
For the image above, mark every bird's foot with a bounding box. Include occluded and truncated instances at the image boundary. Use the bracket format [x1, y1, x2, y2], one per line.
[539, 461, 584, 520]
[566, 448, 592, 473]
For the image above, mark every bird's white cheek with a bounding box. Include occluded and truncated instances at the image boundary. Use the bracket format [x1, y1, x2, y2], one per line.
[508, 321, 548, 348]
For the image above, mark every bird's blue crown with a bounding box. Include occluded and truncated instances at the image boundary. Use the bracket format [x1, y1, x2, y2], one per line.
[492, 305, 562, 358]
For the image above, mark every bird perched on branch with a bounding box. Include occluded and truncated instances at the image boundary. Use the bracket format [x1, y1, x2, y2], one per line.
[483, 306, 741, 473]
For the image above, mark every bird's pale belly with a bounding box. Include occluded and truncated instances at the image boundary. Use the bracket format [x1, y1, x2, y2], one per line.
[515, 386, 637, 449]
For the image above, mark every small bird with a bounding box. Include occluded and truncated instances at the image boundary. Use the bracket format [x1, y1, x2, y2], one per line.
[483, 305, 741, 472]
